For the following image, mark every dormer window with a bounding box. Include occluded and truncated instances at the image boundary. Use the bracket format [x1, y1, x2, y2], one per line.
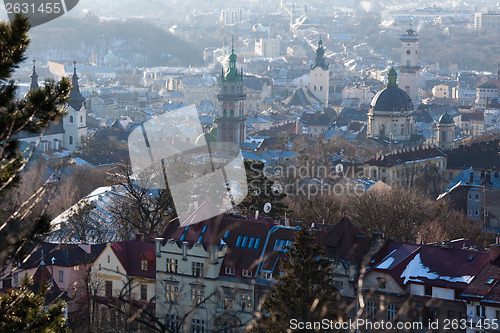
[225, 267, 235, 275]
[141, 259, 148, 271]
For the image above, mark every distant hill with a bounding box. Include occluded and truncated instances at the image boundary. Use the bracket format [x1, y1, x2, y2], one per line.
[26, 15, 203, 67]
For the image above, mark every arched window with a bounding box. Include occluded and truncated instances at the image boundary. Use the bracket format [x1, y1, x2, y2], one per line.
[70, 116, 73, 123]
[223, 109, 227, 117]
[80, 115, 83, 122]
[230, 110, 234, 117]
[314, 86, 317, 91]
[69, 136, 73, 145]
[320, 86, 322, 91]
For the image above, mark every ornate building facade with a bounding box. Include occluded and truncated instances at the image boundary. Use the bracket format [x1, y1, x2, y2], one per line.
[367, 68, 416, 141]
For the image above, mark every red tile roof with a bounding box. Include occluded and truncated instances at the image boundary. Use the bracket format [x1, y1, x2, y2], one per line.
[369, 240, 489, 290]
[111, 240, 155, 279]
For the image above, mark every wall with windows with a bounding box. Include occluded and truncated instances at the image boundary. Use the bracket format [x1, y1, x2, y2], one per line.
[155, 238, 257, 332]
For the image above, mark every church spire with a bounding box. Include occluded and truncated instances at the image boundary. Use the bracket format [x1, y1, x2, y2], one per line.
[30, 60, 38, 91]
[311, 38, 328, 70]
[222, 36, 241, 82]
[68, 61, 85, 110]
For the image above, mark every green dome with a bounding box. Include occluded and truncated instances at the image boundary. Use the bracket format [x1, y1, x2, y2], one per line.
[438, 112, 454, 125]
[229, 52, 237, 61]
[195, 132, 217, 146]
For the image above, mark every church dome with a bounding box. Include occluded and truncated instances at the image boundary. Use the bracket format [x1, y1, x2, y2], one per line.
[370, 68, 414, 112]
[438, 112, 454, 124]
[195, 131, 217, 146]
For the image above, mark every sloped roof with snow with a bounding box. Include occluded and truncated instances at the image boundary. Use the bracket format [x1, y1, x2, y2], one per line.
[368, 240, 489, 290]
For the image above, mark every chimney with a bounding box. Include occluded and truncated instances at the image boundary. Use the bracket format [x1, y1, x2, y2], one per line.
[470, 169, 474, 184]
[182, 241, 188, 260]
[78, 243, 91, 254]
[209, 246, 218, 264]
[490, 244, 500, 262]
[155, 238, 164, 257]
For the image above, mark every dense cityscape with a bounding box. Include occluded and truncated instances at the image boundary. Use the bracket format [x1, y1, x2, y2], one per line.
[1, 0, 500, 332]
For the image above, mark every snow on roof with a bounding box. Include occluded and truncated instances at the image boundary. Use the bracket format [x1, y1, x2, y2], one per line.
[400, 253, 474, 285]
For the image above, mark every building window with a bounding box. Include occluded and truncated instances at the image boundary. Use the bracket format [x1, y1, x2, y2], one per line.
[387, 304, 397, 321]
[223, 296, 234, 310]
[475, 194, 479, 201]
[140, 284, 147, 301]
[58, 270, 64, 282]
[377, 277, 386, 289]
[69, 136, 73, 145]
[166, 258, 178, 273]
[165, 284, 179, 303]
[190, 319, 205, 333]
[98, 263, 101, 270]
[191, 289, 205, 307]
[476, 211, 479, 216]
[242, 269, 252, 277]
[225, 267, 235, 275]
[241, 294, 251, 312]
[166, 314, 179, 333]
[424, 285, 432, 296]
[192, 262, 204, 277]
[107, 255, 110, 263]
[80, 115, 83, 122]
[70, 115, 73, 123]
[262, 271, 272, 280]
[141, 260, 148, 271]
[366, 301, 376, 319]
[105, 280, 113, 297]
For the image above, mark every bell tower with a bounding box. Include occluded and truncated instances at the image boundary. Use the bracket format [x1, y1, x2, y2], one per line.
[309, 38, 329, 106]
[63, 62, 87, 151]
[399, 24, 420, 104]
[216, 39, 247, 151]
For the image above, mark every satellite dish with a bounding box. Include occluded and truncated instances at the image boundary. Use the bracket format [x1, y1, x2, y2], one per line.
[335, 163, 344, 174]
[264, 202, 272, 214]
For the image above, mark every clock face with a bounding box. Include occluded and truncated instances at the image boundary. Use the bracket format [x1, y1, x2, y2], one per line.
[406, 49, 411, 55]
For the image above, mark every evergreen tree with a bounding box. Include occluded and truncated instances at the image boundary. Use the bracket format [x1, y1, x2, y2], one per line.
[0, 14, 70, 192]
[0, 14, 70, 332]
[255, 224, 341, 332]
[0, 276, 68, 332]
[237, 160, 290, 219]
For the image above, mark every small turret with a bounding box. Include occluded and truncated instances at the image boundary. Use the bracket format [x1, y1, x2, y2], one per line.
[30, 60, 38, 92]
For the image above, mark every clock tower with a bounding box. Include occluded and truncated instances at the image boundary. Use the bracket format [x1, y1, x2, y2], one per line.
[399, 27, 420, 104]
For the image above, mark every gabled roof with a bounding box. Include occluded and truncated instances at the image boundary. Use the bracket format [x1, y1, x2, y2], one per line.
[111, 240, 156, 279]
[462, 248, 500, 304]
[368, 240, 489, 290]
[286, 87, 322, 106]
[316, 217, 371, 262]
[20, 243, 106, 269]
[299, 112, 334, 127]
